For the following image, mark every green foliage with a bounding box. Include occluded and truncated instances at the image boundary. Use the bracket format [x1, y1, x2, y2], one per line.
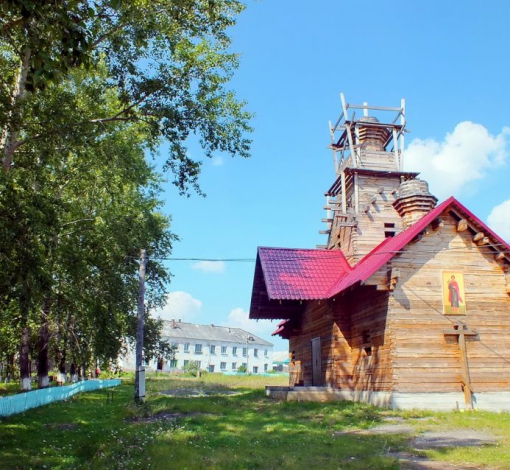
[4, 375, 510, 469]
[1, 0, 253, 190]
[237, 364, 247, 373]
[0, 0, 93, 91]
[183, 360, 201, 377]
[0, 62, 176, 376]
[0, 0, 252, 386]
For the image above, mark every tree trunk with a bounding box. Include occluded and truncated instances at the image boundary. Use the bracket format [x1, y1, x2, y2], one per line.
[6, 353, 15, 382]
[37, 297, 51, 388]
[2, 46, 31, 171]
[20, 325, 31, 391]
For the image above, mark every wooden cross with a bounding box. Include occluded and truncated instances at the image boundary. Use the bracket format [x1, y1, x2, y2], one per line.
[443, 323, 479, 409]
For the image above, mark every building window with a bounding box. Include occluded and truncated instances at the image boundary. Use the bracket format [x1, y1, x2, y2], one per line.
[254, 348, 258, 357]
[253, 366, 258, 374]
[196, 361, 201, 368]
[264, 364, 268, 372]
[195, 344, 202, 354]
[184, 343, 190, 353]
[170, 359, 178, 368]
[183, 360, 189, 366]
[232, 362, 237, 370]
[232, 347, 237, 356]
[362, 330, 372, 357]
[243, 347, 247, 357]
[242, 362, 247, 369]
[208, 365, 215, 373]
[264, 349, 268, 357]
[384, 222, 396, 238]
[221, 346, 227, 355]
[210, 345, 216, 354]
[220, 362, 226, 370]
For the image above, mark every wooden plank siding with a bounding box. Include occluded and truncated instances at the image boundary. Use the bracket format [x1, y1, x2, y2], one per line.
[328, 172, 403, 263]
[288, 212, 510, 397]
[288, 301, 336, 387]
[289, 289, 394, 391]
[388, 213, 510, 394]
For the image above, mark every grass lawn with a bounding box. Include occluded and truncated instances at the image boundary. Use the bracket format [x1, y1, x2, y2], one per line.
[1, 373, 510, 469]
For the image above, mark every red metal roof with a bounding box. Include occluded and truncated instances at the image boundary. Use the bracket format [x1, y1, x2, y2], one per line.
[257, 247, 352, 300]
[250, 196, 510, 321]
[327, 196, 510, 297]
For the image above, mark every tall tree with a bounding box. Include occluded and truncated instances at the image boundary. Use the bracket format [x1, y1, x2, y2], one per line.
[0, 0, 252, 388]
[0, 62, 176, 388]
[1, 0, 252, 185]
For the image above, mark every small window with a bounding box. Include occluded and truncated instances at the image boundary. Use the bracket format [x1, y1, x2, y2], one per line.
[195, 344, 202, 354]
[242, 347, 247, 357]
[208, 365, 215, 373]
[264, 364, 268, 372]
[264, 349, 268, 357]
[362, 330, 372, 356]
[232, 347, 237, 356]
[384, 222, 396, 238]
[362, 330, 371, 344]
[210, 345, 216, 354]
[220, 362, 227, 370]
[183, 360, 189, 366]
[254, 349, 258, 357]
[221, 346, 227, 355]
[232, 362, 237, 370]
[170, 359, 178, 368]
[196, 361, 201, 368]
[184, 343, 190, 353]
[253, 366, 258, 374]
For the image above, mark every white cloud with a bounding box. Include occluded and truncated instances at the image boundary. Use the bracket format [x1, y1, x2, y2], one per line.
[224, 307, 280, 339]
[152, 291, 202, 322]
[211, 156, 224, 166]
[191, 260, 226, 273]
[487, 199, 510, 243]
[404, 121, 510, 200]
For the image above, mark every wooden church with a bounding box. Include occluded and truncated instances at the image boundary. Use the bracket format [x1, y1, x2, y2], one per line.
[249, 95, 510, 411]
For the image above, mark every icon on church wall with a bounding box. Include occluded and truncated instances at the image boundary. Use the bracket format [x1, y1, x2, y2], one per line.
[442, 272, 466, 315]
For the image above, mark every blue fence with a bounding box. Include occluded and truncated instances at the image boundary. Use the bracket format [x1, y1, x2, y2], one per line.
[0, 379, 121, 418]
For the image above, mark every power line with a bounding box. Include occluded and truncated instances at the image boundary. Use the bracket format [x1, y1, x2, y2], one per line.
[131, 241, 510, 263]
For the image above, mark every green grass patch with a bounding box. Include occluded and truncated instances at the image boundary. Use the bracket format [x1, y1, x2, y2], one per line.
[1, 374, 510, 469]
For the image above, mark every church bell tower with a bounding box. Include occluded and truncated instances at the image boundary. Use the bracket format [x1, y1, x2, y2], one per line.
[320, 94, 436, 264]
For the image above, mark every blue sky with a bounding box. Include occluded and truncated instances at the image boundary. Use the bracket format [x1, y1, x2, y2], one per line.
[152, 1, 510, 352]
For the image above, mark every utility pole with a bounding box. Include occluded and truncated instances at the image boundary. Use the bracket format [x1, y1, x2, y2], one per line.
[134, 249, 147, 402]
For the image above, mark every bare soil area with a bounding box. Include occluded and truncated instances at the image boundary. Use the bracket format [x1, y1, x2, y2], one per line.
[337, 418, 497, 470]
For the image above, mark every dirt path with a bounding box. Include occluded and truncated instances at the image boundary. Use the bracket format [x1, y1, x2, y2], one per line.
[338, 419, 497, 470]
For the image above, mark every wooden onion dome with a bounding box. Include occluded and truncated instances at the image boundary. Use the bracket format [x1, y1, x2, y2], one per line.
[356, 116, 391, 151]
[393, 179, 438, 229]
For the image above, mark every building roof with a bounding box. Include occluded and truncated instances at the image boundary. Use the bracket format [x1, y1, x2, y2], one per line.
[257, 247, 352, 300]
[161, 320, 273, 347]
[250, 196, 510, 322]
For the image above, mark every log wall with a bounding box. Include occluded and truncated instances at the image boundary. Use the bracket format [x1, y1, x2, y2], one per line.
[389, 213, 510, 393]
[289, 209, 510, 398]
[330, 174, 403, 264]
[288, 289, 393, 391]
[288, 301, 336, 387]
[345, 289, 394, 392]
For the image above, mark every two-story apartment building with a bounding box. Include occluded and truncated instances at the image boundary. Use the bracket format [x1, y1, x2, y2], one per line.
[121, 320, 274, 374]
